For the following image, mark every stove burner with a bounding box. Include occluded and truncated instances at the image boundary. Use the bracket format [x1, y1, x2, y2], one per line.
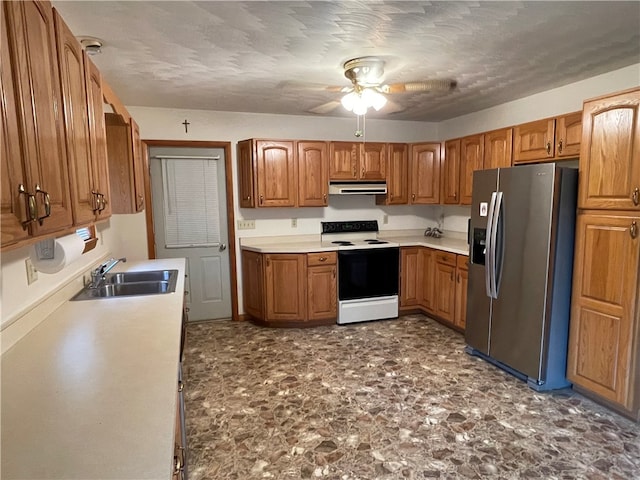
[332, 241, 354, 246]
[364, 239, 388, 244]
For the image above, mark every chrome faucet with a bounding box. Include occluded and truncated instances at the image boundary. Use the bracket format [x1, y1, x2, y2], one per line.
[89, 257, 127, 287]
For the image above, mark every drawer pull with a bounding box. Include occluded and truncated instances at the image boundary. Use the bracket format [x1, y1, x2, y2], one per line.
[632, 187, 639, 206]
[631, 221, 638, 239]
[319, 256, 327, 262]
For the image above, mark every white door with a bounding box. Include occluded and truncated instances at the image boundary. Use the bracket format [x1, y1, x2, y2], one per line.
[149, 146, 232, 321]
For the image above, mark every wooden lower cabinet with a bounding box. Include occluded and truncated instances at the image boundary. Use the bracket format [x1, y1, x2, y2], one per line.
[419, 247, 435, 312]
[400, 247, 420, 307]
[567, 213, 640, 418]
[241, 250, 337, 326]
[434, 251, 457, 323]
[454, 256, 469, 330]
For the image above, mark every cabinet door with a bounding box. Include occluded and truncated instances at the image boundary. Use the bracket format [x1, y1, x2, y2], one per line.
[307, 264, 337, 321]
[6, 0, 73, 235]
[384, 143, 408, 205]
[237, 139, 255, 208]
[567, 213, 639, 410]
[513, 118, 555, 163]
[329, 141, 358, 180]
[54, 9, 95, 226]
[106, 113, 136, 213]
[418, 248, 435, 312]
[434, 251, 456, 323]
[298, 141, 328, 207]
[256, 140, 296, 207]
[1, 5, 31, 246]
[442, 140, 460, 204]
[131, 119, 146, 212]
[484, 128, 513, 170]
[454, 256, 469, 330]
[400, 247, 420, 307]
[361, 142, 386, 180]
[84, 54, 111, 219]
[242, 250, 264, 320]
[579, 88, 640, 210]
[459, 134, 484, 205]
[410, 143, 440, 204]
[555, 111, 582, 158]
[265, 254, 306, 320]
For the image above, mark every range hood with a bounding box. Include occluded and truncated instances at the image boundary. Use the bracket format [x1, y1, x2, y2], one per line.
[329, 182, 387, 195]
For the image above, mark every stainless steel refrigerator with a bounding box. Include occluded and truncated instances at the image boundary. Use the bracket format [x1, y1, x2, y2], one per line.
[465, 163, 578, 390]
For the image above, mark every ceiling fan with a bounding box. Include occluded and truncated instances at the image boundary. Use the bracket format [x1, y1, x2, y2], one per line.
[307, 56, 457, 115]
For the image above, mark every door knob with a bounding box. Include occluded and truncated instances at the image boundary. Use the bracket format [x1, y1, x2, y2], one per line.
[219, 243, 227, 252]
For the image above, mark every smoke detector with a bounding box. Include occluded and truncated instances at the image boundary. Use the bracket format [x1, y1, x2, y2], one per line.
[78, 37, 103, 56]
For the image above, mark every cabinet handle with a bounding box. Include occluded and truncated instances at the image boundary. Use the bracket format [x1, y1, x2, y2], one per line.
[35, 184, 51, 225]
[18, 184, 36, 229]
[91, 190, 101, 213]
[546, 141, 552, 156]
[412, 193, 415, 201]
[631, 221, 638, 239]
[557, 139, 563, 154]
[323, 193, 327, 203]
[361, 167, 365, 177]
[353, 165, 357, 177]
[319, 256, 327, 262]
[259, 195, 264, 205]
[332, 267, 336, 279]
[245, 196, 251, 201]
[632, 187, 639, 206]
[100, 194, 108, 212]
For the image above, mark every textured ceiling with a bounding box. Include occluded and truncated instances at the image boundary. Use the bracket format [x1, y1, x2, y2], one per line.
[52, 1, 640, 122]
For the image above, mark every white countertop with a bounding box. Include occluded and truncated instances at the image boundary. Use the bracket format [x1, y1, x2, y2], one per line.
[1, 258, 186, 480]
[240, 230, 470, 256]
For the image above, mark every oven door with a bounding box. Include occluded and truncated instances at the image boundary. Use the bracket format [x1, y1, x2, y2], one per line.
[338, 247, 399, 300]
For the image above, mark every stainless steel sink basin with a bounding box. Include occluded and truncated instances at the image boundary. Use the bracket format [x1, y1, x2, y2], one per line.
[105, 270, 176, 284]
[71, 269, 179, 301]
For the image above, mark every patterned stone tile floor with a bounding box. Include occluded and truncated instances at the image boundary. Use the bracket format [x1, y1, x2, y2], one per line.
[183, 315, 639, 480]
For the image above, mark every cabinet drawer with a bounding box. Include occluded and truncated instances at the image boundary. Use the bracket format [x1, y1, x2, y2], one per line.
[456, 255, 469, 270]
[434, 251, 456, 266]
[307, 252, 337, 266]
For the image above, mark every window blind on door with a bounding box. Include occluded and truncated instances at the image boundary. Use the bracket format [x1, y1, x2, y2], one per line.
[161, 158, 220, 248]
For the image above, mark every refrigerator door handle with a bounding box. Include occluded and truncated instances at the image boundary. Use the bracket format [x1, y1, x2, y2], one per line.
[490, 191, 504, 298]
[485, 191, 498, 298]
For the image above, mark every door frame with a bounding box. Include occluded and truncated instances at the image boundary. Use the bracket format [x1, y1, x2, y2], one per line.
[142, 139, 238, 321]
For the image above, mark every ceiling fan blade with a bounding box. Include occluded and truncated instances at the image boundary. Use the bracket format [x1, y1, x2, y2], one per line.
[383, 79, 457, 94]
[278, 81, 351, 94]
[383, 99, 405, 114]
[308, 100, 342, 114]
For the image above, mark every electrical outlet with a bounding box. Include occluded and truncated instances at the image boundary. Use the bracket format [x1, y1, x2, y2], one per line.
[237, 219, 255, 230]
[25, 258, 38, 285]
[291, 218, 297, 228]
[383, 214, 388, 225]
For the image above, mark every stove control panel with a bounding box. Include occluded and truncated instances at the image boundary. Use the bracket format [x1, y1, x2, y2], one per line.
[321, 220, 379, 234]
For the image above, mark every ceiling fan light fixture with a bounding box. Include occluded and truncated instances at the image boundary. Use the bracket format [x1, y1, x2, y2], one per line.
[341, 88, 387, 115]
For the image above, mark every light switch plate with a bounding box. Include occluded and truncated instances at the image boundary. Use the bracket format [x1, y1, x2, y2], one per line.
[291, 218, 297, 228]
[237, 219, 255, 230]
[25, 258, 38, 285]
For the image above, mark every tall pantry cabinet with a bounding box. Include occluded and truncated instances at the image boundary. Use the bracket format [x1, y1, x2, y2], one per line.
[567, 87, 640, 420]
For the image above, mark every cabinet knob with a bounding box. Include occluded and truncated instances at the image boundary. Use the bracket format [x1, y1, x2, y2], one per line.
[412, 193, 416, 201]
[245, 196, 251, 201]
[557, 139, 564, 154]
[631, 221, 638, 239]
[319, 256, 327, 262]
[546, 141, 552, 156]
[632, 187, 639, 206]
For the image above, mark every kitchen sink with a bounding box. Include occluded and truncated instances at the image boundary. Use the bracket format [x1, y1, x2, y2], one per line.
[105, 270, 176, 284]
[71, 269, 178, 301]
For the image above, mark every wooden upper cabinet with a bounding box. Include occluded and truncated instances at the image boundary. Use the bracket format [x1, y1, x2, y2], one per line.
[410, 143, 440, 204]
[4, 0, 72, 236]
[1, 4, 31, 247]
[556, 111, 582, 158]
[297, 141, 328, 207]
[459, 134, 484, 205]
[567, 212, 640, 413]
[513, 118, 555, 163]
[237, 139, 255, 208]
[105, 113, 137, 213]
[256, 140, 296, 207]
[329, 141, 358, 180]
[131, 119, 145, 212]
[84, 54, 111, 219]
[442, 140, 460, 204]
[377, 143, 408, 205]
[578, 88, 640, 211]
[361, 142, 386, 180]
[484, 128, 513, 170]
[54, 9, 95, 226]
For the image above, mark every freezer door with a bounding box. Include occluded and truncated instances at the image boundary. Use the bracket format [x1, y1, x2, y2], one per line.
[489, 163, 557, 381]
[465, 169, 499, 354]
